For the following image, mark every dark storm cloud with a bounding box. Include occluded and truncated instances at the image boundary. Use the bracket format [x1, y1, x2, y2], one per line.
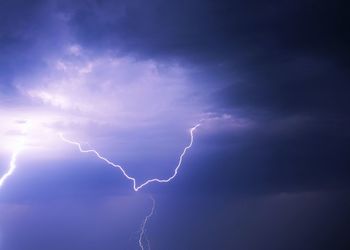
[2, 0, 348, 118]
[62, 1, 348, 61]
[1, 0, 349, 196]
[0, 0, 44, 84]
[149, 190, 350, 250]
[177, 124, 350, 195]
[60, 0, 349, 117]
[0, 0, 70, 93]
[1, 0, 349, 195]
[1, 1, 349, 249]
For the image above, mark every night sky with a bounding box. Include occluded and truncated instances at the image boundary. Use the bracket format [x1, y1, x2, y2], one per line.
[0, 1, 349, 250]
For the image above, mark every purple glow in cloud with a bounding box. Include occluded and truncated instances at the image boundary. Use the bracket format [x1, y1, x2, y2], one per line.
[0, 43, 239, 249]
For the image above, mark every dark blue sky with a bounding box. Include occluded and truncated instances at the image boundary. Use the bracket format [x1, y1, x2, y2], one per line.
[0, 0, 349, 249]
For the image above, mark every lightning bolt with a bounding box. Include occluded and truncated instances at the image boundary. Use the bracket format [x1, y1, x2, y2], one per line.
[0, 147, 22, 189]
[59, 124, 200, 191]
[139, 196, 155, 250]
[0, 123, 28, 189]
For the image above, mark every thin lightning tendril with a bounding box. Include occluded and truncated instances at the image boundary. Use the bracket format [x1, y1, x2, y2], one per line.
[139, 196, 155, 250]
[0, 134, 26, 189]
[59, 124, 200, 191]
[0, 149, 21, 188]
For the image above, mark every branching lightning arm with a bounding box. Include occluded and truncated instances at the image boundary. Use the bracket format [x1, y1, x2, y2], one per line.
[59, 124, 200, 191]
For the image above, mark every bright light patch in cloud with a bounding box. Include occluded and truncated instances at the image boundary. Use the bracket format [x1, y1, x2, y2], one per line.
[1, 45, 209, 162]
[18, 47, 203, 125]
[0, 44, 244, 186]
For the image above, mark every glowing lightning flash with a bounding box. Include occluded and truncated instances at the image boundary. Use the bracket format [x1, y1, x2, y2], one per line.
[0, 123, 28, 189]
[0, 145, 23, 188]
[139, 196, 155, 250]
[59, 124, 200, 191]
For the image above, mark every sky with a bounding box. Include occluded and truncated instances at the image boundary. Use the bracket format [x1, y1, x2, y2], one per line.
[0, 0, 349, 249]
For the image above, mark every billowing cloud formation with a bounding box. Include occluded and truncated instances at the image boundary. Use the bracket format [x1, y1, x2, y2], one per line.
[1, 1, 349, 249]
[1, 47, 207, 155]
[1, 41, 245, 188]
[18, 46, 204, 123]
[27, 54, 202, 120]
[0, 0, 348, 199]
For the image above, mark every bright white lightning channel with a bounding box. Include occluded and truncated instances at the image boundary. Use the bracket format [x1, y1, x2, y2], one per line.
[0, 146, 22, 188]
[0, 124, 28, 189]
[59, 124, 200, 191]
[138, 196, 155, 250]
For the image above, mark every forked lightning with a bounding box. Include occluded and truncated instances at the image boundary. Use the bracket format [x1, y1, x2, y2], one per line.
[59, 124, 200, 191]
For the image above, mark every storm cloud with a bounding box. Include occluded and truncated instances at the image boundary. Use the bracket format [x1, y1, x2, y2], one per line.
[0, 0, 349, 249]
